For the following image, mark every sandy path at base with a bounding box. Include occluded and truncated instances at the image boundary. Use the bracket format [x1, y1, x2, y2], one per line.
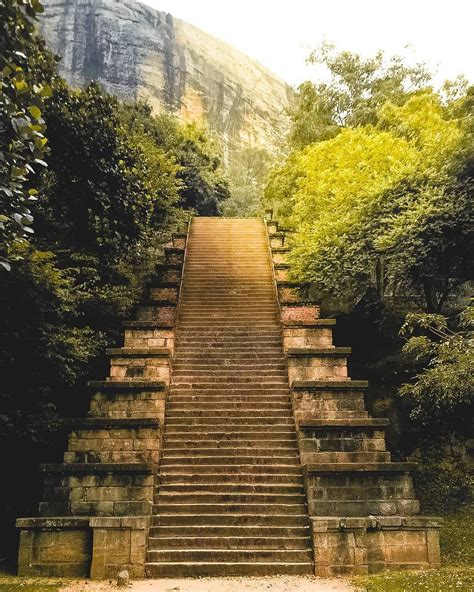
[61, 575, 355, 592]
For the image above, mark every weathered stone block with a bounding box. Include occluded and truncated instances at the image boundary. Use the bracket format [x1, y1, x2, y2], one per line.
[311, 517, 440, 576]
[149, 285, 179, 303]
[164, 247, 184, 265]
[109, 353, 170, 382]
[272, 248, 289, 264]
[273, 264, 290, 281]
[282, 321, 335, 350]
[291, 381, 369, 421]
[172, 235, 187, 249]
[136, 304, 176, 324]
[281, 304, 320, 322]
[266, 220, 278, 234]
[89, 389, 166, 421]
[17, 522, 91, 577]
[287, 349, 349, 383]
[270, 234, 285, 248]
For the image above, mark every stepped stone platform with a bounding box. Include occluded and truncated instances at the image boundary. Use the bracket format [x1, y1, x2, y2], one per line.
[17, 216, 440, 579]
[146, 218, 313, 577]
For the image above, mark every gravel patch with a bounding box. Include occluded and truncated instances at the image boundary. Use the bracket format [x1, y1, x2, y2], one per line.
[61, 575, 355, 592]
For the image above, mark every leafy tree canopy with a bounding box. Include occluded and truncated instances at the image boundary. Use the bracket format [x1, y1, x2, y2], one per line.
[0, 0, 57, 270]
[120, 101, 229, 216]
[288, 43, 431, 148]
[266, 91, 472, 312]
[221, 146, 274, 217]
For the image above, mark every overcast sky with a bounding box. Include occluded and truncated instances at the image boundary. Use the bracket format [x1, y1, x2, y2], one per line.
[141, 0, 473, 88]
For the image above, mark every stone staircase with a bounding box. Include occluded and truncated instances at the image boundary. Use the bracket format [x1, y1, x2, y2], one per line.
[16, 215, 440, 579]
[146, 218, 314, 576]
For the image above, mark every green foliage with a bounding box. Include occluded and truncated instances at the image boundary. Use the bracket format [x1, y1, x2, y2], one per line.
[0, 0, 57, 269]
[222, 146, 274, 217]
[413, 443, 472, 513]
[120, 102, 229, 216]
[268, 45, 473, 523]
[288, 43, 431, 148]
[266, 92, 472, 312]
[400, 308, 473, 432]
[440, 507, 474, 566]
[35, 83, 180, 258]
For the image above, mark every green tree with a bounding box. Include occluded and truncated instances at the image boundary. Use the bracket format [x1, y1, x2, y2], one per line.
[0, 0, 57, 270]
[222, 146, 274, 217]
[120, 102, 229, 216]
[288, 43, 431, 148]
[35, 83, 180, 259]
[400, 308, 473, 432]
[266, 92, 471, 312]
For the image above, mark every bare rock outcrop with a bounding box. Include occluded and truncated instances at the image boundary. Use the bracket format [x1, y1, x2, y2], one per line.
[39, 0, 291, 153]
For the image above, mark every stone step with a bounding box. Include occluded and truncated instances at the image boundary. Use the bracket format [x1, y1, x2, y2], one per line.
[168, 393, 290, 402]
[160, 473, 304, 485]
[165, 431, 296, 442]
[157, 484, 304, 494]
[178, 324, 280, 329]
[163, 447, 298, 458]
[180, 305, 278, 310]
[151, 513, 309, 527]
[179, 297, 276, 302]
[171, 370, 287, 377]
[153, 503, 308, 518]
[169, 388, 290, 396]
[175, 345, 283, 351]
[146, 549, 312, 563]
[176, 338, 282, 344]
[160, 456, 300, 466]
[166, 409, 292, 419]
[172, 362, 286, 369]
[145, 561, 313, 577]
[179, 315, 279, 321]
[148, 525, 309, 538]
[173, 354, 285, 361]
[148, 536, 310, 550]
[164, 423, 295, 432]
[167, 404, 292, 413]
[165, 417, 294, 426]
[164, 438, 297, 448]
[154, 493, 306, 505]
[167, 402, 291, 411]
[181, 289, 275, 294]
[171, 379, 289, 387]
[160, 464, 302, 475]
[176, 329, 282, 335]
[175, 331, 282, 337]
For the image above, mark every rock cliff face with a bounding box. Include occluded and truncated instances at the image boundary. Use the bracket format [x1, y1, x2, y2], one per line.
[39, 0, 291, 154]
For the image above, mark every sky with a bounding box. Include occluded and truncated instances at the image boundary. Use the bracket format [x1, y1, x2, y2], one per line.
[141, 0, 473, 88]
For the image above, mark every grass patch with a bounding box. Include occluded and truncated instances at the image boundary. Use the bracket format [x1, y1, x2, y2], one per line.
[0, 573, 64, 592]
[440, 506, 474, 566]
[353, 566, 474, 591]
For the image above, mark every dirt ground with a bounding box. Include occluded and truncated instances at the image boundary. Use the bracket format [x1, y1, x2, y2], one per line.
[61, 576, 355, 592]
